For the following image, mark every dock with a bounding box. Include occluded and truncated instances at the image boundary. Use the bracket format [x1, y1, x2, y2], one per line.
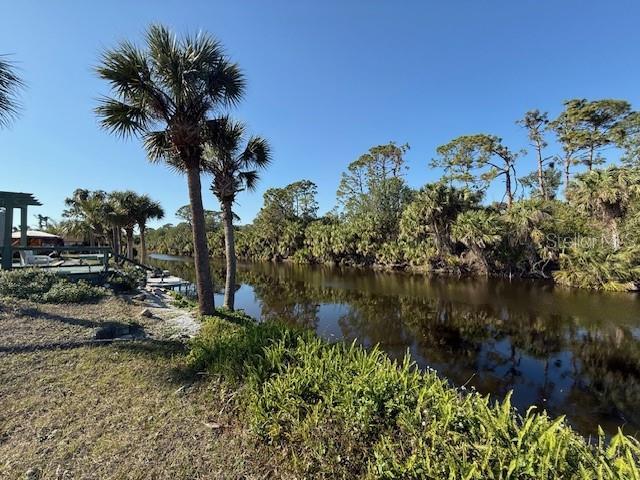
[146, 270, 194, 295]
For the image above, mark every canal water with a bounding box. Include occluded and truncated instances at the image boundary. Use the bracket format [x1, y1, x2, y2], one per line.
[148, 253, 640, 438]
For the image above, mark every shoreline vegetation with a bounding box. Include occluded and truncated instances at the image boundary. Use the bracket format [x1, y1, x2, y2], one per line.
[1, 271, 639, 478]
[192, 310, 640, 479]
[145, 163, 640, 292]
[144, 115, 640, 293]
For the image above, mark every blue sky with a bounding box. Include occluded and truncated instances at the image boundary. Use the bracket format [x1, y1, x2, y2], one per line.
[2, 0, 639, 228]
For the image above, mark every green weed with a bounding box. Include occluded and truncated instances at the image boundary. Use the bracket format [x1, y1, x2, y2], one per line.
[190, 311, 640, 479]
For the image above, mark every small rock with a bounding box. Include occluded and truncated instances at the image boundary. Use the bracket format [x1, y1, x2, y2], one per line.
[25, 468, 40, 480]
[203, 421, 222, 430]
[139, 308, 153, 318]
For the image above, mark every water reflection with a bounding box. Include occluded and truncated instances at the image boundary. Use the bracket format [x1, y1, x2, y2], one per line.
[149, 254, 640, 437]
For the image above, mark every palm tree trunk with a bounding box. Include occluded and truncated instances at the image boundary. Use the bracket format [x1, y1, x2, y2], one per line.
[112, 227, 120, 257]
[505, 172, 513, 207]
[472, 245, 489, 276]
[186, 165, 215, 315]
[117, 228, 123, 256]
[607, 216, 621, 250]
[433, 223, 451, 256]
[139, 224, 147, 261]
[536, 143, 546, 199]
[222, 199, 236, 310]
[125, 227, 134, 260]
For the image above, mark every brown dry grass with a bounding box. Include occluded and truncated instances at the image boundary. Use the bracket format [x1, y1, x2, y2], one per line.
[0, 296, 287, 479]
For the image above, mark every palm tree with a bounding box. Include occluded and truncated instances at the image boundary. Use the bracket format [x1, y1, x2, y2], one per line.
[451, 210, 503, 276]
[62, 189, 111, 246]
[566, 167, 640, 250]
[109, 191, 141, 260]
[96, 25, 245, 315]
[35, 214, 51, 230]
[134, 195, 164, 261]
[503, 200, 551, 276]
[204, 117, 271, 310]
[400, 182, 479, 257]
[0, 55, 24, 128]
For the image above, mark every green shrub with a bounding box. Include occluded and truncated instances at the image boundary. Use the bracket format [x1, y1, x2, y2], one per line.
[41, 280, 106, 303]
[0, 268, 58, 299]
[0, 269, 106, 303]
[108, 266, 146, 292]
[190, 311, 640, 479]
[554, 244, 640, 291]
[290, 247, 313, 264]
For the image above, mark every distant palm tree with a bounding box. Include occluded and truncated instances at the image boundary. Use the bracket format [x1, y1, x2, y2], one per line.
[0, 54, 24, 128]
[109, 191, 140, 260]
[205, 117, 271, 310]
[63, 189, 111, 246]
[401, 182, 479, 257]
[134, 195, 164, 261]
[451, 210, 503, 275]
[566, 167, 640, 250]
[35, 214, 51, 230]
[96, 24, 245, 315]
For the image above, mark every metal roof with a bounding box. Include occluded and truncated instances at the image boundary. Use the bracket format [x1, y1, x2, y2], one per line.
[11, 230, 62, 239]
[0, 191, 42, 208]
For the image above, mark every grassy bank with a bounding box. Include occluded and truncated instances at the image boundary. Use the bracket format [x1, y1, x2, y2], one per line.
[0, 297, 287, 479]
[191, 312, 640, 479]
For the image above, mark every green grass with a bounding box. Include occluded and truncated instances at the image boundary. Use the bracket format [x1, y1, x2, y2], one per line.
[167, 290, 198, 309]
[190, 311, 640, 479]
[0, 298, 287, 479]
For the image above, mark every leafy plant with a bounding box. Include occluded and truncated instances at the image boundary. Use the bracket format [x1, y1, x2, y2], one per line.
[108, 266, 146, 292]
[189, 311, 640, 479]
[554, 244, 640, 291]
[0, 269, 106, 303]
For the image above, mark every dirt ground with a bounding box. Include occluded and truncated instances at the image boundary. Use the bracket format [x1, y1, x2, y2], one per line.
[0, 296, 286, 479]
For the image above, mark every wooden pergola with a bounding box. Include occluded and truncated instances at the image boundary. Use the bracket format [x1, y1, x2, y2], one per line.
[0, 191, 42, 270]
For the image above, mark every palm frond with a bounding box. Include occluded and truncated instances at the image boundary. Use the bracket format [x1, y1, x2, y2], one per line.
[0, 55, 25, 128]
[95, 98, 150, 137]
[239, 170, 260, 191]
[146, 24, 187, 103]
[143, 130, 173, 162]
[205, 61, 245, 107]
[185, 30, 225, 76]
[242, 136, 272, 169]
[97, 41, 152, 99]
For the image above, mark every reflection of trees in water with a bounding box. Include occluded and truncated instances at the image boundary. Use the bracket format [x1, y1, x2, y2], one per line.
[574, 330, 640, 428]
[148, 256, 640, 435]
[400, 297, 640, 433]
[240, 271, 320, 330]
[336, 295, 414, 360]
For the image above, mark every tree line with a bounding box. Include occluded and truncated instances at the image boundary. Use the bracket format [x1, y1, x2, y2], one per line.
[207, 100, 639, 292]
